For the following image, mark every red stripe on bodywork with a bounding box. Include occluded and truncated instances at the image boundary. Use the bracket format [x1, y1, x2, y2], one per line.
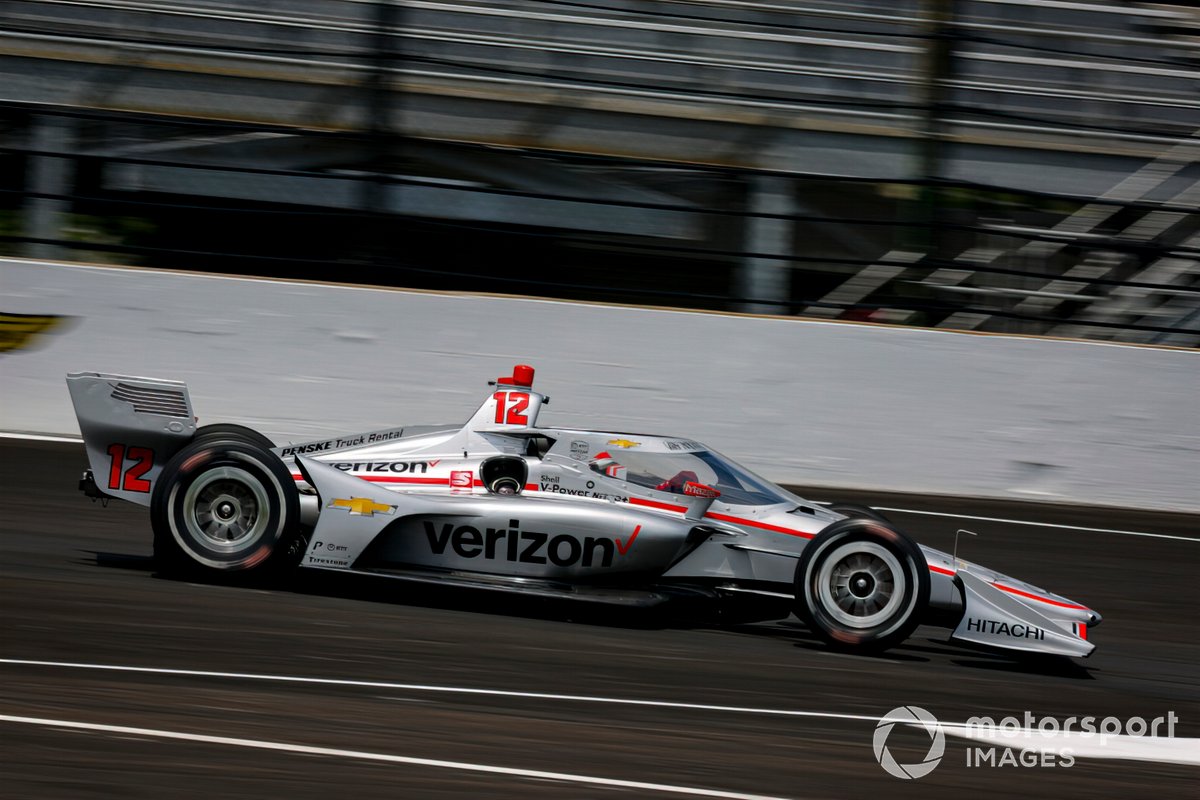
[993, 582, 1089, 610]
[525, 483, 539, 492]
[704, 512, 815, 539]
[629, 497, 688, 513]
[1078, 624, 1088, 641]
[291, 473, 446, 486]
[924, 564, 1089, 610]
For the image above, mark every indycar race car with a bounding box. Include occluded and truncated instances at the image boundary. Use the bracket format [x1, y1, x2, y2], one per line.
[66, 364, 1100, 657]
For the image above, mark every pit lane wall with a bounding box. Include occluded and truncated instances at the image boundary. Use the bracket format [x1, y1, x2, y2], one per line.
[3, 258, 1197, 512]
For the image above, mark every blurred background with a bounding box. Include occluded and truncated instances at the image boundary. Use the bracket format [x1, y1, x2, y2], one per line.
[3, 0, 1200, 347]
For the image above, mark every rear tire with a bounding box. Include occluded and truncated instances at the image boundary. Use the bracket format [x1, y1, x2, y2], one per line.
[794, 519, 929, 653]
[151, 438, 300, 576]
[193, 423, 275, 451]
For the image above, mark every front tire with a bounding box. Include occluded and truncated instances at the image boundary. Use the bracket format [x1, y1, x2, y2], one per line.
[794, 519, 929, 653]
[826, 502, 893, 525]
[151, 438, 300, 576]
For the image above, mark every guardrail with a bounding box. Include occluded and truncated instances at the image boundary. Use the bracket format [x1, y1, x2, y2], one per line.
[3, 0, 1200, 147]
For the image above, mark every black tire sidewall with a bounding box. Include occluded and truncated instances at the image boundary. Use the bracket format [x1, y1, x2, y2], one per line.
[151, 438, 298, 572]
[826, 503, 892, 526]
[795, 520, 930, 651]
[193, 423, 276, 451]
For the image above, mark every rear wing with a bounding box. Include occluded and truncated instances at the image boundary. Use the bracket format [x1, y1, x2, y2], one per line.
[66, 372, 198, 506]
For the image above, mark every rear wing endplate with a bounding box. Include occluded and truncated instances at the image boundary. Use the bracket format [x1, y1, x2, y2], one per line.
[66, 372, 198, 506]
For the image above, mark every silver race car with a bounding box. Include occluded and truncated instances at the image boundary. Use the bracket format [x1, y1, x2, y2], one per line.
[67, 364, 1100, 658]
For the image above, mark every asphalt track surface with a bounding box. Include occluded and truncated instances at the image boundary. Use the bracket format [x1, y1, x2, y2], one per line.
[2, 439, 1197, 799]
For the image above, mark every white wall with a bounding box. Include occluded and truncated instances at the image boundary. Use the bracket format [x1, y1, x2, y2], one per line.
[3, 258, 1197, 511]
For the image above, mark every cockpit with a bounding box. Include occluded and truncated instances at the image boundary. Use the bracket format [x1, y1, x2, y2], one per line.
[588, 447, 797, 506]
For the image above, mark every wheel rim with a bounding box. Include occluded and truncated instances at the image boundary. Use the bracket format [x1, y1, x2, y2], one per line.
[181, 467, 270, 550]
[815, 541, 907, 629]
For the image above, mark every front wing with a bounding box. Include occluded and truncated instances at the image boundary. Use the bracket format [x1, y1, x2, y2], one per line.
[951, 568, 1094, 657]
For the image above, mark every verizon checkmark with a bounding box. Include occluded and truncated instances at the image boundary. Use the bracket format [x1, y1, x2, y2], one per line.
[614, 525, 641, 555]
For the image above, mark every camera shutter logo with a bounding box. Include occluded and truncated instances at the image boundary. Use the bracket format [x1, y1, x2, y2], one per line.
[874, 705, 945, 779]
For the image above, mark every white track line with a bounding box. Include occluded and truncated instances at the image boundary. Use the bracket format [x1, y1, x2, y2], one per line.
[0, 713, 790, 800]
[0, 658, 881, 723]
[874, 507, 1199, 542]
[0, 431, 81, 443]
[3, 661, 1195, 768]
[941, 726, 1200, 767]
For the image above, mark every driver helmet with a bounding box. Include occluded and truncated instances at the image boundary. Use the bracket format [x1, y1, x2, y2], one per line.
[590, 451, 627, 480]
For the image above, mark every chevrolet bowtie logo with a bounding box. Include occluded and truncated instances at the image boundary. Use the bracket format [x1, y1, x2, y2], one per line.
[328, 497, 395, 517]
[607, 438, 641, 449]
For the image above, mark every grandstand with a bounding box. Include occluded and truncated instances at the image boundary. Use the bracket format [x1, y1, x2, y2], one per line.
[2, 0, 1198, 344]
